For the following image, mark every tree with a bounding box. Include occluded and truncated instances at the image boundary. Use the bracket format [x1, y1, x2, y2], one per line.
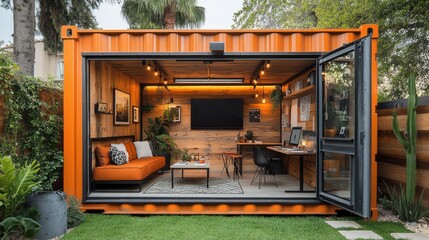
[232, 0, 318, 29]
[1, 0, 115, 75]
[232, 0, 429, 99]
[121, 0, 205, 29]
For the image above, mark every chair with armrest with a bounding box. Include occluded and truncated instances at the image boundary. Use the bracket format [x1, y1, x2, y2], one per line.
[251, 146, 277, 189]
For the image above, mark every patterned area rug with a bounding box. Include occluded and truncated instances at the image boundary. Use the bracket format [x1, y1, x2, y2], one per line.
[144, 177, 243, 194]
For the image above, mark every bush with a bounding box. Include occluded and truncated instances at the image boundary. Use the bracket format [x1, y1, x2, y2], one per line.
[385, 184, 429, 222]
[67, 196, 85, 229]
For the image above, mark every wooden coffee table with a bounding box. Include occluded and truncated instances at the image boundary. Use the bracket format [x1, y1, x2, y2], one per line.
[170, 161, 210, 188]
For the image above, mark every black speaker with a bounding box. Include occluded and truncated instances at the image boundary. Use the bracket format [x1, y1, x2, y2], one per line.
[210, 42, 224, 53]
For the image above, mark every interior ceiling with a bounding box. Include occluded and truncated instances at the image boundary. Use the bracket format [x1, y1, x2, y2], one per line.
[107, 59, 315, 85]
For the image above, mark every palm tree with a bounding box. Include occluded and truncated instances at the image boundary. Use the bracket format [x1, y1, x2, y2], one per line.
[121, 0, 205, 29]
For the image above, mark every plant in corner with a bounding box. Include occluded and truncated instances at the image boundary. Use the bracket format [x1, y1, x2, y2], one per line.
[388, 74, 429, 222]
[269, 85, 284, 108]
[144, 112, 177, 170]
[0, 156, 41, 240]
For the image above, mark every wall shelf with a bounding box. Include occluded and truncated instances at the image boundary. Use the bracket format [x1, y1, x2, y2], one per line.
[283, 85, 315, 100]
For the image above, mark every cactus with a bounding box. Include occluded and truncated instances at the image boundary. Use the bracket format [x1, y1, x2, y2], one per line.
[392, 74, 418, 203]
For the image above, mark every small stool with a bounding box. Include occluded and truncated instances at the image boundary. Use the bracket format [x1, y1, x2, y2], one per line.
[229, 154, 243, 180]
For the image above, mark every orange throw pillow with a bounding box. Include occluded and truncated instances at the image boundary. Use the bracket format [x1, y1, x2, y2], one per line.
[95, 146, 111, 166]
[125, 141, 137, 161]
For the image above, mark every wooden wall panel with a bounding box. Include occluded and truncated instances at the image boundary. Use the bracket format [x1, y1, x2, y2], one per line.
[142, 86, 281, 163]
[377, 103, 429, 207]
[89, 61, 140, 138]
[288, 156, 316, 188]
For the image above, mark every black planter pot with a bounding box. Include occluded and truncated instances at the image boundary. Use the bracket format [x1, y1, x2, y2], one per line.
[28, 191, 67, 240]
[161, 152, 171, 170]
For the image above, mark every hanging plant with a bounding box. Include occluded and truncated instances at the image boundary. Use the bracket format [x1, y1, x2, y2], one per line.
[269, 85, 284, 108]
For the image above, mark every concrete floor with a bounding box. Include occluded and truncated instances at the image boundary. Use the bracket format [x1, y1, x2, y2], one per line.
[89, 162, 316, 199]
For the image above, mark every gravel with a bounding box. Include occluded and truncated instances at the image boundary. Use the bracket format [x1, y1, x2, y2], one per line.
[377, 204, 429, 237]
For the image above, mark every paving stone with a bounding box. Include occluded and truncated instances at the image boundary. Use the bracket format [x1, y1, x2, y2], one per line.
[391, 233, 429, 240]
[325, 221, 362, 229]
[338, 230, 383, 240]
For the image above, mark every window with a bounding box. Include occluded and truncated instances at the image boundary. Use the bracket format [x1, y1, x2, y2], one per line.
[56, 60, 64, 80]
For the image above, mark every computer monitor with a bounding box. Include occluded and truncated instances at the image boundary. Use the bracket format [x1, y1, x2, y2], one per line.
[289, 127, 302, 146]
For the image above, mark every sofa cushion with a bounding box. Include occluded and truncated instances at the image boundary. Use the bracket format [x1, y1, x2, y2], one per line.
[95, 146, 110, 166]
[134, 141, 153, 158]
[125, 141, 137, 161]
[109, 146, 127, 165]
[93, 156, 165, 181]
[111, 143, 129, 162]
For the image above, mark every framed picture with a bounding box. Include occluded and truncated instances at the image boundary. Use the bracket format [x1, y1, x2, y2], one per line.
[132, 106, 139, 123]
[95, 102, 109, 114]
[114, 89, 130, 125]
[170, 106, 181, 123]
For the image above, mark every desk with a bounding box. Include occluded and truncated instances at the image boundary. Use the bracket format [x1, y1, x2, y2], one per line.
[236, 142, 282, 175]
[266, 146, 315, 192]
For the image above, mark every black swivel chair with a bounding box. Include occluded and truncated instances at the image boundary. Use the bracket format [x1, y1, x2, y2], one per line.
[251, 147, 277, 189]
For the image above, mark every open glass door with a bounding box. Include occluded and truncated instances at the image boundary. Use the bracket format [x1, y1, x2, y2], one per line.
[317, 35, 372, 218]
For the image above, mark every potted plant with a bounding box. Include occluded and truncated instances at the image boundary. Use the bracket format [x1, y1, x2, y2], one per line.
[144, 112, 177, 170]
[180, 149, 192, 162]
[270, 85, 285, 108]
[244, 130, 254, 142]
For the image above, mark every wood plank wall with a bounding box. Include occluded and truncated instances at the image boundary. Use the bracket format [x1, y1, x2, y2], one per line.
[377, 97, 429, 207]
[89, 61, 140, 138]
[142, 85, 281, 168]
[283, 73, 317, 188]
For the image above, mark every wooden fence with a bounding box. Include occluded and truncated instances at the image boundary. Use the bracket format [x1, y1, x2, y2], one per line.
[377, 96, 429, 206]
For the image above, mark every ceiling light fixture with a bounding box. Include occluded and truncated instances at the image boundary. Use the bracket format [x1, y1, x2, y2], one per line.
[146, 63, 151, 71]
[266, 60, 271, 69]
[260, 67, 265, 76]
[174, 78, 244, 84]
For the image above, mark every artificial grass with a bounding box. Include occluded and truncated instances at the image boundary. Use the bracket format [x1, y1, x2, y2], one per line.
[63, 214, 411, 240]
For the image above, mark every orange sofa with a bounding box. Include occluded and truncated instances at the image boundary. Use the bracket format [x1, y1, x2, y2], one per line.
[90, 135, 165, 190]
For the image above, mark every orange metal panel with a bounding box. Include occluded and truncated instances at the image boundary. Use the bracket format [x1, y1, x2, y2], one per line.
[81, 203, 339, 215]
[61, 24, 378, 217]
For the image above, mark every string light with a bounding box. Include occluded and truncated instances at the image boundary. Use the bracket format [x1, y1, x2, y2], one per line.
[260, 67, 265, 76]
[146, 63, 151, 71]
[266, 60, 271, 69]
[255, 90, 259, 98]
[154, 68, 159, 76]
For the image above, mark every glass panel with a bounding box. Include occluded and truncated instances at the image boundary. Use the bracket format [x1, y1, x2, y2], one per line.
[322, 51, 355, 138]
[323, 152, 351, 200]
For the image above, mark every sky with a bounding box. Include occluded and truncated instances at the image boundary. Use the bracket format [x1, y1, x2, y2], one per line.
[0, 0, 244, 47]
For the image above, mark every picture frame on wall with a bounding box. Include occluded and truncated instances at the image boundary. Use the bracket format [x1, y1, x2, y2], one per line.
[132, 106, 139, 123]
[114, 89, 130, 125]
[170, 106, 181, 123]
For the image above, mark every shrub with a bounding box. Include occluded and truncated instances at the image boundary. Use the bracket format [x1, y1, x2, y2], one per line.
[0, 156, 41, 239]
[67, 196, 85, 229]
[385, 184, 429, 222]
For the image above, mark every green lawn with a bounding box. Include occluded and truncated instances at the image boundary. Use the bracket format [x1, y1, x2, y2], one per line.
[63, 214, 410, 240]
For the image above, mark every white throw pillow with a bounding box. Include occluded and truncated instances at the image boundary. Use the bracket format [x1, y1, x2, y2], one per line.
[111, 143, 129, 163]
[134, 141, 153, 158]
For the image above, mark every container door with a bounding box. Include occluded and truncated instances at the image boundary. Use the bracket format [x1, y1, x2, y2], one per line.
[316, 35, 372, 218]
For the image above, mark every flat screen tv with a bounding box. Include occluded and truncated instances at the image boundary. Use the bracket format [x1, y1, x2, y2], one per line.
[191, 99, 243, 130]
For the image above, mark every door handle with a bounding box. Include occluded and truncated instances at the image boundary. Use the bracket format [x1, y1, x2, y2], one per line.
[360, 132, 365, 145]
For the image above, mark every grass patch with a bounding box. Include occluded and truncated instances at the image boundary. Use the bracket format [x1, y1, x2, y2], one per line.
[63, 214, 412, 240]
[63, 214, 344, 240]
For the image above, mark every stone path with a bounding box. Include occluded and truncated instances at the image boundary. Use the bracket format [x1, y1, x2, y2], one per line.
[325, 220, 429, 240]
